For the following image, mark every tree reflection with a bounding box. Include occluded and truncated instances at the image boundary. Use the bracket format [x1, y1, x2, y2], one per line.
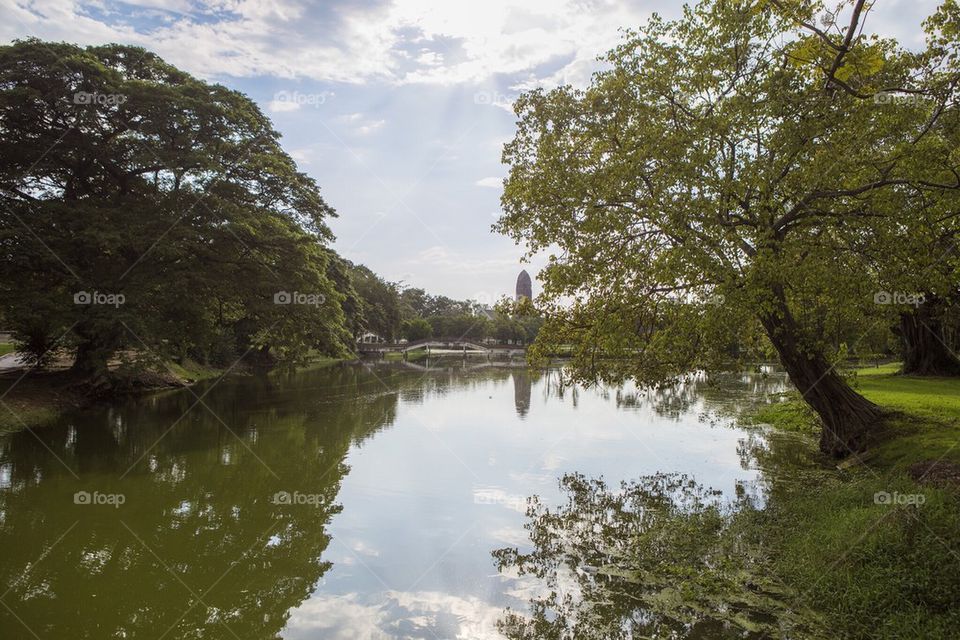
[493, 472, 819, 639]
[0, 362, 783, 639]
[0, 364, 400, 640]
[513, 371, 532, 417]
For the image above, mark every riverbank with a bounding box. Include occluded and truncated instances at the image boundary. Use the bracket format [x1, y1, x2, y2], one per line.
[744, 365, 960, 638]
[0, 359, 225, 434]
[0, 352, 351, 434]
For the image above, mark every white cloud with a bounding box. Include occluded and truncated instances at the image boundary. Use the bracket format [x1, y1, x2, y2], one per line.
[488, 526, 529, 547]
[1, 0, 939, 90]
[0, 0, 661, 88]
[356, 119, 386, 135]
[284, 593, 388, 640]
[338, 112, 386, 135]
[351, 540, 380, 557]
[288, 148, 313, 164]
[284, 590, 505, 640]
[410, 246, 519, 275]
[267, 99, 301, 113]
[475, 177, 502, 189]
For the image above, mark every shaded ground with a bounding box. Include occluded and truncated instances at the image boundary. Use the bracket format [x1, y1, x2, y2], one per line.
[908, 459, 960, 488]
[0, 370, 88, 434]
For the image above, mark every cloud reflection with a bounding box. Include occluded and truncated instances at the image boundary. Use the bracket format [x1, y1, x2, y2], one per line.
[284, 590, 504, 639]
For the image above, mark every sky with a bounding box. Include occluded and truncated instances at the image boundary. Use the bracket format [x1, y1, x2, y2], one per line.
[0, 0, 942, 302]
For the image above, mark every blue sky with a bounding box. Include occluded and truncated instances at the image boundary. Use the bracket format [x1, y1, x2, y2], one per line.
[1, 0, 939, 301]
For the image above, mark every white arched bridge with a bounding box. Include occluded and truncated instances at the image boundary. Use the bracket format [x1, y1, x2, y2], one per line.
[357, 338, 526, 357]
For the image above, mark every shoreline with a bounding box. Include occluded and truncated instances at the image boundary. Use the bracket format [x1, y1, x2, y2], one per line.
[733, 364, 960, 637]
[0, 353, 359, 435]
[0, 361, 218, 435]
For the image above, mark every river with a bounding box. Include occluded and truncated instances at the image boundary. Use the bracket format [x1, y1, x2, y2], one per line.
[0, 360, 785, 639]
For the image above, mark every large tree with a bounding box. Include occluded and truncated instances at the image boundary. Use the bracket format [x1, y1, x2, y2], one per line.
[0, 40, 350, 382]
[496, 0, 960, 456]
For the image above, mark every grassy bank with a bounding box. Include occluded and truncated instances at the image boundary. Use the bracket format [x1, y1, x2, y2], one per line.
[0, 342, 14, 357]
[746, 366, 960, 638]
[0, 371, 86, 434]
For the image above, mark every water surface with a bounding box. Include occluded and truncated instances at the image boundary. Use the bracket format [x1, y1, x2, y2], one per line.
[0, 361, 784, 639]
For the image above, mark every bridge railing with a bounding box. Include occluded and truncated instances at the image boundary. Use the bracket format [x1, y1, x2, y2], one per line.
[357, 338, 527, 353]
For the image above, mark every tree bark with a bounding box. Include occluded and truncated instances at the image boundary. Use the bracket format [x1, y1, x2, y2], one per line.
[898, 299, 960, 376]
[760, 288, 883, 457]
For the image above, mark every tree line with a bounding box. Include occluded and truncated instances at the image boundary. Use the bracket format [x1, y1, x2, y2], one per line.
[341, 268, 542, 345]
[0, 39, 533, 387]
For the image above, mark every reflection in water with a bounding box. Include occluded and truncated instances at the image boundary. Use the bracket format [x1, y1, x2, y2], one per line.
[0, 365, 397, 639]
[0, 361, 786, 639]
[493, 472, 815, 639]
[512, 371, 532, 417]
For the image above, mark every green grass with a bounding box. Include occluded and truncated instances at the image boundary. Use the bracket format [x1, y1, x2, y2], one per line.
[855, 365, 960, 421]
[0, 343, 14, 357]
[745, 365, 960, 638]
[749, 399, 820, 435]
[0, 371, 80, 434]
[164, 359, 224, 382]
[850, 366, 960, 470]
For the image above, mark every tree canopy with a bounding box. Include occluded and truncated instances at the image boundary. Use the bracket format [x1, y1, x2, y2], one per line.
[0, 39, 351, 382]
[496, 0, 960, 455]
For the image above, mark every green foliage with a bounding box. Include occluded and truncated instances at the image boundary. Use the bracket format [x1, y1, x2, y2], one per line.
[494, 0, 960, 442]
[400, 317, 432, 342]
[0, 39, 350, 381]
[427, 313, 490, 340]
[400, 287, 476, 319]
[345, 261, 402, 341]
[394, 286, 541, 344]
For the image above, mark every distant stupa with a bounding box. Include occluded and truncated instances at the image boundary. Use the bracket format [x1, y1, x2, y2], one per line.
[515, 269, 532, 301]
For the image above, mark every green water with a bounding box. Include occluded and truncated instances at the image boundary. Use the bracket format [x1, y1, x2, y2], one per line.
[0, 361, 784, 639]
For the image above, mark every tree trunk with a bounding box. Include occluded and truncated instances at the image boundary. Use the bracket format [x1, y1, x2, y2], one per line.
[70, 321, 118, 387]
[898, 299, 960, 376]
[71, 340, 111, 385]
[760, 289, 883, 457]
